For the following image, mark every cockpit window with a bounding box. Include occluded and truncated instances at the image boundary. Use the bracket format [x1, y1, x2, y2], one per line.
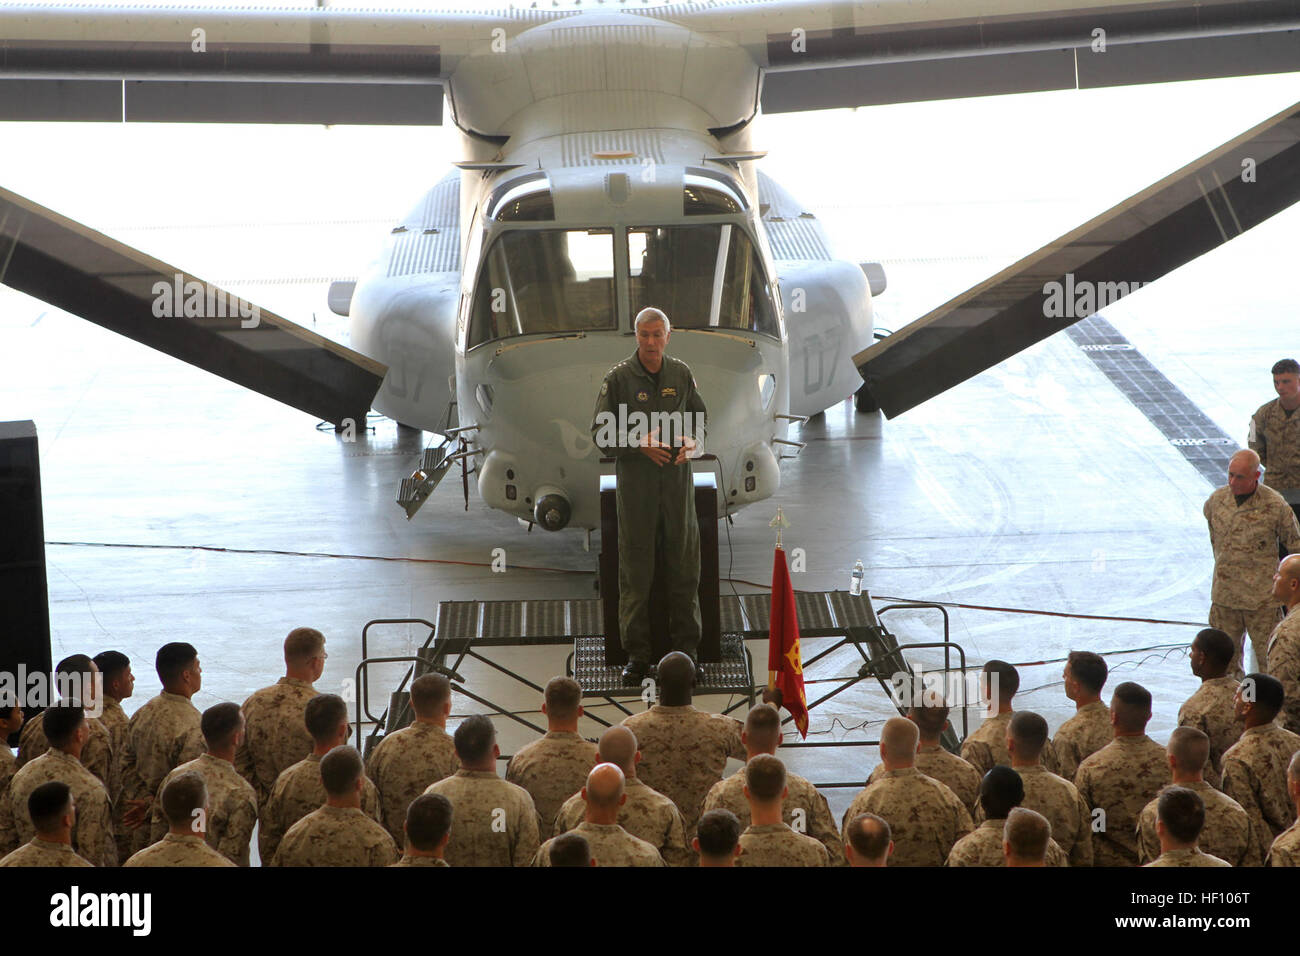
[467, 228, 616, 348]
[486, 173, 555, 222]
[628, 225, 779, 338]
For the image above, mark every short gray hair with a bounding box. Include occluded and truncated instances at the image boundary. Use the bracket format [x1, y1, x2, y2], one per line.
[634, 307, 670, 334]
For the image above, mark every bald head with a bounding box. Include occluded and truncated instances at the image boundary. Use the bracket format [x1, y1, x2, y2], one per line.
[584, 763, 626, 812]
[880, 717, 919, 766]
[656, 652, 695, 703]
[597, 725, 638, 774]
[1275, 555, 1300, 609]
[1290, 750, 1300, 784]
[1167, 726, 1210, 776]
[1230, 449, 1261, 473]
[1228, 449, 1262, 495]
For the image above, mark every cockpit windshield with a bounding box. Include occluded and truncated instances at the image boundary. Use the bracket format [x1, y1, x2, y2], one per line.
[465, 223, 779, 349]
[628, 225, 778, 337]
[467, 228, 616, 348]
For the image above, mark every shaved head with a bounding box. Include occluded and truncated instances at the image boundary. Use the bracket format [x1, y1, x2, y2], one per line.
[657, 652, 695, 702]
[598, 725, 638, 773]
[1111, 682, 1153, 733]
[1008, 711, 1048, 760]
[880, 717, 919, 763]
[1167, 726, 1210, 774]
[584, 763, 626, 810]
[744, 704, 782, 753]
[1289, 750, 1300, 783]
[1004, 807, 1051, 862]
[1280, 555, 1300, 582]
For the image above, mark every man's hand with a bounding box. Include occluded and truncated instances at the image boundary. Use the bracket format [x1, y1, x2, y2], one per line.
[672, 436, 698, 465]
[122, 797, 152, 829]
[638, 428, 672, 466]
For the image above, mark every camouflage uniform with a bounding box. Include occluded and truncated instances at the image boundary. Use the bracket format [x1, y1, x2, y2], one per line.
[894, 744, 981, 818]
[0, 750, 116, 867]
[98, 698, 132, 863]
[1204, 484, 1300, 667]
[269, 804, 397, 867]
[1250, 398, 1300, 490]
[554, 776, 690, 865]
[960, 712, 1060, 778]
[366, 721, 460, 843]
[1267, 821, 1300, 866]
[1144, 847, 1231, 867]
[124, 832, 236, 867]
[120, 692, 204, 855]
[1013, 764, 1093, 867]
[259, 753, 381, 863]
[424, 769, 539, 867]
[620, 705, 744, 836]
[1220, 723, 1300, 863]
[236, 677, 317, 810]
[1266, 612, 1300, 735]
[18, 713, 117, 799]
[944, 819, 1069, 867]
[705, 764, 845, 865]
[1052, 702, 1113, 783]
[149, 753, 258, 866]
[1074, 735, 1171, 867]
[533, 821, 665, 867]
[0, 838, 93, 867]
[735, 822, 830, 867]
[0, 746, 14, 808]
[1136, 780, 1259, 867]
[391, 853, 449, 867]
[840, 768, 973, 868]
[505, 731, 596, 836]
[591, 352, 708, 664]
[1177, 676, 1243, 789]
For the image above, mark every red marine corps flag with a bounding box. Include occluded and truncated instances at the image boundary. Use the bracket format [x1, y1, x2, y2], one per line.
[767, 510, 809, 738]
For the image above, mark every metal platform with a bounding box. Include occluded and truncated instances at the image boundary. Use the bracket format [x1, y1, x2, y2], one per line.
[571, 632, 754, 701]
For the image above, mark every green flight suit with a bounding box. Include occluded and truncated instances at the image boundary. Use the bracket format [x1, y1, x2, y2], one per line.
[591, 351, 707, 664]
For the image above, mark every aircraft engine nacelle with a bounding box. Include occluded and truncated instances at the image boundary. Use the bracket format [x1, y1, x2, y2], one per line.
[349, 272, 460, 431]
[780, 260, 876, 419]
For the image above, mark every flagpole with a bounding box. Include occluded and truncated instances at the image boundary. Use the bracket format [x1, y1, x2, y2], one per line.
[767, 507, 789, 692]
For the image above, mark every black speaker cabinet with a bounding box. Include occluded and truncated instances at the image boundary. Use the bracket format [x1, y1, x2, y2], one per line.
[599, 464, 720, 666]
[0, 421, 53, 747]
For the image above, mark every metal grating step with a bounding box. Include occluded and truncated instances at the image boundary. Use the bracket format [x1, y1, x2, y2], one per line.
[572, 633, 753, 699]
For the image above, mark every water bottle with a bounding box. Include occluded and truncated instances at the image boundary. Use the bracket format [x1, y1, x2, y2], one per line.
[849, 560, 864, 596]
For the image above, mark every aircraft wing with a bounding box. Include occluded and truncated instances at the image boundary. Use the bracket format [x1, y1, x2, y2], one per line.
[0, 1, 572, 124]
[644, 0, 1300, 111]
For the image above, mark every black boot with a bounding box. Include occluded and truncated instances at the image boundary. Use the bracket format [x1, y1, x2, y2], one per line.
[621, 659, 649, 686]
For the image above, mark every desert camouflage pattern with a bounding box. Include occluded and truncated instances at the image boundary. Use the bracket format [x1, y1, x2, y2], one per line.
[120, 692, 204, 854]
[944, 819, 1069, 867]
[1051, 702, 1113, 783]
[391, 853, 450, 866]
[235, 677, 317, 809]
[1136, 780, 1259, 867]
[960, 712, 1060, 778]
[1204, 484, 1300, 609]
[735, 822, 830, 867]
[1143, 846, 1231, 867]
[554, 776, 689, 865]
[0, 749, 116, 867]
[366, 721, 460, 843]
[0, 747, 15, 807]
[1074, 735, 1172, 867]
[1250, 398, 1300, 490]
[0, 838, 93, 867]
[840, 768, 973, 867]
[1221, 723, 1300, 863]
[124, 832, 236, 867]
[424, 770, 539, 867]
[1210, 604, 1286, 677]
[258, 753, 381, 862]
[1178, 676, 1244, 789]
[883, 744, 982, 818]
[505, 731, 597, 836]
[18, 713, 116, 799]
[1267, 821, 1300, 866]
[532, 820, 665, 867]
[149, 753, 257, 866]
[620, 705, 745, 836]
[1267, 612, 1300, 735]
[704, 765, 845, 865]
[1013, 764, 1093, 867]
[269, 804, 397, 867]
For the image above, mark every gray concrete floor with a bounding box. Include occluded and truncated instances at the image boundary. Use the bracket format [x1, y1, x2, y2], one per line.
[3, 78, 1297, 831]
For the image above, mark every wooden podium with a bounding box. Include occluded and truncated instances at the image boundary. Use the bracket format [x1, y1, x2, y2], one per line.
[599, 466, 721, 665]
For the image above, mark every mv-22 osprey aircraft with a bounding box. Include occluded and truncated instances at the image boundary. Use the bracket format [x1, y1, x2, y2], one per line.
[3, 0, 1300, 534]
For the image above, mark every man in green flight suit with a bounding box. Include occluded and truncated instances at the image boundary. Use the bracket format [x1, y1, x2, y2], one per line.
[591, 307, 708, 685]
